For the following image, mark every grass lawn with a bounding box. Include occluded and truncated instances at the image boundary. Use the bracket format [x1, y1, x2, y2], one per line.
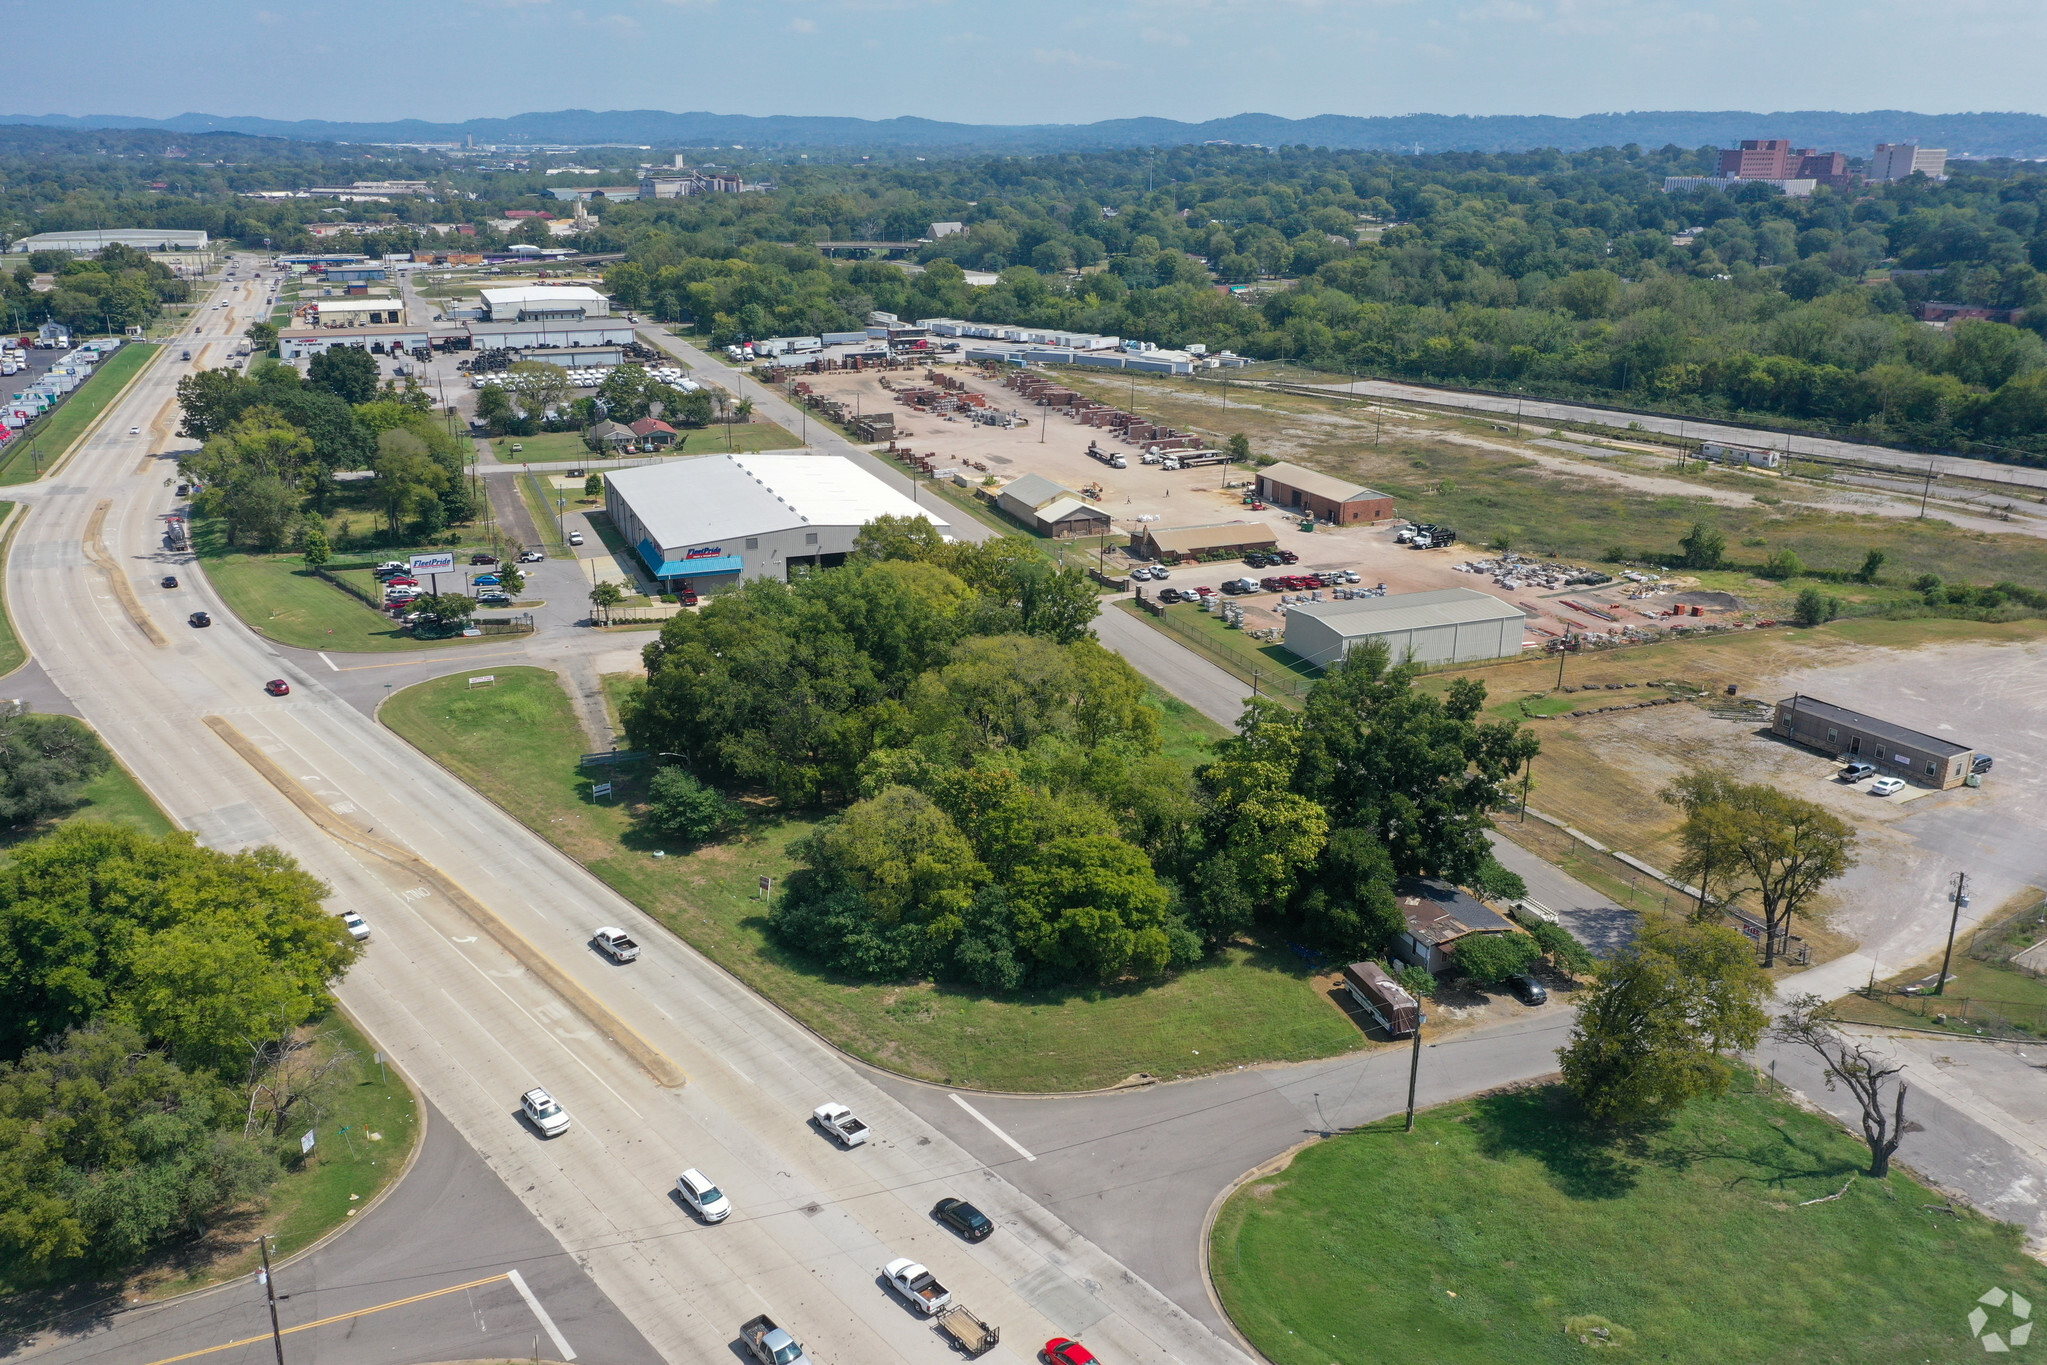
[0, 717, 178, 863]
[132, 1009, 420, 1300]
[1211, 1081, 2047, 1365]
[193, 521, 495, 652]
[383, 667, 1371, 1091]
[1115, 597, 1321, 701]
[518, 473, 573, 555]
[0, 503, 25, 677]
[1149, 683, 1229, 766]
[0, 344, 160, 485]
[1834, 901, 2047, 1038]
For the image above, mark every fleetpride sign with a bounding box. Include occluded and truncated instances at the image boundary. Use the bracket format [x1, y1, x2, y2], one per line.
[409, 552, 456, 574]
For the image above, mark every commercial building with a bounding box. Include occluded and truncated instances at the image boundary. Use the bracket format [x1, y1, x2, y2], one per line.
[1131, 521, 1279, 563]
[1391, 876, 1518, 975]
[11, 228, 209, 253]
[994, 473, 1110, 537]
[603, 453, 950, 591]
[310, 297, 407, 327]
[1870, 143, 1948, 183]
[1771, 694, 1987, 789]
[279, 324, 433, 358]
[1712, 140, 1854, 188]
[1664, 176, 1816, 198]
[1283, 588, 1525, 669]
[1255, 461, 1395, 525]
[462, 317, 635, 350]
[480, 285, 610, 322]
[322, 262, 389, 283]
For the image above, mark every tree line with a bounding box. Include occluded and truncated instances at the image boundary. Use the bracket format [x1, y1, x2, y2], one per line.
[622, 516, 1538, 989]
[2, 243, 190, 335]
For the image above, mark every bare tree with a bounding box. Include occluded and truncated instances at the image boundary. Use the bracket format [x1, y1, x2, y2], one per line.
[1772, 994, 1910, 1177]
[245, 1014, 357, 1140]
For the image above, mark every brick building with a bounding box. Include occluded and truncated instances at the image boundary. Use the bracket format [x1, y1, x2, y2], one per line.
[1255, 461, 1395, 525]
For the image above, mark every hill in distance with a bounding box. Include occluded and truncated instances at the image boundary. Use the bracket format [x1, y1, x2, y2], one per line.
[3, 108, 2045, 158]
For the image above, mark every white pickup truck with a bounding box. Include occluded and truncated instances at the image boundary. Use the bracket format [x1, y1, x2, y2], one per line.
[592, 926, 640, 962]
[812, 1102, 869, 1148]
[883, 1258, 951, 1315]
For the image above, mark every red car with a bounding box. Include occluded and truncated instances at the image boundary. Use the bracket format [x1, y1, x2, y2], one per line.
[1044, 1340, 1096, 1365]
[264, 679, 290, 696]
[384, 576, 419, 588]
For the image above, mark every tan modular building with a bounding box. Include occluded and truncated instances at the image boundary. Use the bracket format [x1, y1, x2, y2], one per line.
[1284, 588, 1525, 669]
[1132, 521, 1279, 563]
[1256, 461, 1395, 525]
[1772, 694, 1986, 789]
[310, 297, 406, 327]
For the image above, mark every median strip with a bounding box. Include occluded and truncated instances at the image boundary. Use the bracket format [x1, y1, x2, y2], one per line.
[84, 499, 169, 647]
[202, 714, 689, 1090]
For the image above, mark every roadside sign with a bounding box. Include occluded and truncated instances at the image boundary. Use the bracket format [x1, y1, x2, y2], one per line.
[409, 551, 455, 574]
[757, 875, 771, 898]
[300, 1129, 316, 1155]
[468, 675, 496, 688]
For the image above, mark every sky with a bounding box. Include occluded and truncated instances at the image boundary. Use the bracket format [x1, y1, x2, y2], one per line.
[4, 0, 2044, 125]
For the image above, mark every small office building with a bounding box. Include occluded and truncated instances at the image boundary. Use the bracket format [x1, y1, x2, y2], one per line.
[1772, 695, 1985, 789]
[311, 297, 406, 327]
[279, 324, 434, 358]
[604, 453, 950, 591]
[1284, 588, 1525, 669]
[995, 473, 1111, 538]
[1256, 461, 1395, 525]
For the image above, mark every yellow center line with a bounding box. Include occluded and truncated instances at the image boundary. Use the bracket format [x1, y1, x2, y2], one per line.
[137, 1273, 510, 1365]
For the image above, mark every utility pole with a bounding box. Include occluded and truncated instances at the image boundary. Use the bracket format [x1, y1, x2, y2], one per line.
[1935, 871, 1967, 996]
[1519, 754, 1533, 822]
[259, 1236, 286, 1365]
[1919, 459, 1936, 517]
[1555, 630, 1570, 689]
[1404, 1012, 1427, 1132]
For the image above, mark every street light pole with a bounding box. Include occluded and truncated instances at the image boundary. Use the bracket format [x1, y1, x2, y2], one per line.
[1935, 871, 1967, 996]
[1404, 1012, 1427, 1132]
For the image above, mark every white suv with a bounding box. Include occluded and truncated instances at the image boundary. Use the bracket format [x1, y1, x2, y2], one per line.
[675, 1168, 731, 1222]
[521, 1087, 571, 1137]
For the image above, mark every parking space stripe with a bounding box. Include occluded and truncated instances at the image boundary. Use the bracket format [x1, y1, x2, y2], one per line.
[950, 1093, 1037, 1162]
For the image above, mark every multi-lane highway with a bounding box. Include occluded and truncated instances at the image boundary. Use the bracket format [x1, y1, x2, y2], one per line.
[6, 260, 1251, 1365]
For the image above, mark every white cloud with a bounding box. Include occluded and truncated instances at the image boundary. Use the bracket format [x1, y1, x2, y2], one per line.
[788, 15, 817, 31]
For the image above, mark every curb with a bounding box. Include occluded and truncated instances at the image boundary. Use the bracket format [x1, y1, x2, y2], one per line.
[1197, 1140, 1319, 1365]
[33, 343, 166, 484]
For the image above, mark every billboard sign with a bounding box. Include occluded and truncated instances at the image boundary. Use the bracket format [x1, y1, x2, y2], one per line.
[409, 552, 455, 574]
[685, 545, 724, 560]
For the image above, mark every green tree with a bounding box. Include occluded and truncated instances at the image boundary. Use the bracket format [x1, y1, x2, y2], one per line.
[1528, 919, 1599, 975]
[0, 710, 111, 825]
[306, 345, 379, 405]
[300, 526, 331, 568]
[1008, 834, 1178, 981]
[174, 367, 253, 441]
[1855, 548, 1887, 583]
[1700, 784, 1857, 968]
[1227, 432, 1252, 462]
[370, 428, 447, 538]
[1761, 548, 1805, 579]
[409, 592, 475, 633]
[642, 767, 732, 845]
[475, 383, 516, 437]
[590, 580, 625, 622]
[1452, 930, 1542, 984]
[584, 472, 605, 499]
[1792, 586, 1842, 626]
[1676, 521, 1725, 570]
[1559, 919, 1769, 1126]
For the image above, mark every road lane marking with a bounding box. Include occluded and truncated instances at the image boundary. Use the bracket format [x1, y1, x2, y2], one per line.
[319, 651, 337, 671]
[508, 1268, 578, 1361]
[136, 1273, 510, 1365]
[949, 1094, 1036, 1161]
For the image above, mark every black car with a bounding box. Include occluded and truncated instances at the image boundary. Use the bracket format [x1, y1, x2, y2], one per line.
[160, 575, 178, 589]
[1506, 973, 1547, 1006]
[188, 611, 211, 628]
[934, 1198, 994, 1242]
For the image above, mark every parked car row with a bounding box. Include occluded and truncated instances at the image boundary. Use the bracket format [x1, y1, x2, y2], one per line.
[1243, 549, 1300, 567]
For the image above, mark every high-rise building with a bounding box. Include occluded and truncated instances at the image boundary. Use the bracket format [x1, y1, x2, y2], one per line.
[1715, 140, 1854, 188]
[1869, 143, 1949, 183]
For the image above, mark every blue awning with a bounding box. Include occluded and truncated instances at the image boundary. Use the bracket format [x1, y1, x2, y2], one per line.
[652, 555, 743, 579]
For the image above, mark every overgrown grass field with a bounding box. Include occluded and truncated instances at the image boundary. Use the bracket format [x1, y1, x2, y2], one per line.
[1212, 1082, 2047, 1365]
[383, 666, 1373, 1091]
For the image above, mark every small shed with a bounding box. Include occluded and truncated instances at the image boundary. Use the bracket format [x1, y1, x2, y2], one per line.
[1390, 876, 1517, 974]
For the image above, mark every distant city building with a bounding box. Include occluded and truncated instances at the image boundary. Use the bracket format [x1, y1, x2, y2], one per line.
[1663, 176, 1816, 198]
[1710, 139, 1855, 189]
[1916, 301, 2025, 325]
[1870, 143, 1949, 183]
[929, 221, 964, 239]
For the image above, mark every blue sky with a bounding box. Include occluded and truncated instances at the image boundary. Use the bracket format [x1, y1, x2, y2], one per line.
[5, 0, 2042, 124]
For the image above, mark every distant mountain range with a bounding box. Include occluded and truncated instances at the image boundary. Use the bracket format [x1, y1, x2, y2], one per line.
[4, 109, 2045, 158]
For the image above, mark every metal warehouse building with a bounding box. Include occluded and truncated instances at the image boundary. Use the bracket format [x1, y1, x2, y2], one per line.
[603, 454, 950, 591]
[1772, 695, 1987, 789]
[994, 473, 1111, 538]
[1284, 588, 1526, 668]
[1256, 461, 1396, 525]
[479, 285, 610, 322]
[11, 228, 210, 253]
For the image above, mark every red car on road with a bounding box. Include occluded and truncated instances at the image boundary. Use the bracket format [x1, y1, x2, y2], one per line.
[264, 679, 290, 696]
[1044, 1340, 1096, 1365]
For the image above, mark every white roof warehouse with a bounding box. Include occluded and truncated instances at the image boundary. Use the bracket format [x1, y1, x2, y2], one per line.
[1284, 588, 1527, 669]
[479, 285, 610, 321]
[603, 454, 950, 587]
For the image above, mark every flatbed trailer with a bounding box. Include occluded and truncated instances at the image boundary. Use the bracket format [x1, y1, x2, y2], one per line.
[935, 1304, 1000, 1357]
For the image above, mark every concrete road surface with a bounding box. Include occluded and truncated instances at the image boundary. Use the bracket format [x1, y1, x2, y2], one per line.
[10, 1099, 662, 1365]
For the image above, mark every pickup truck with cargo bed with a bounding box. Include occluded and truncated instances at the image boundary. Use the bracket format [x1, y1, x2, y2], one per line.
[592, 927, 640, 962]
[739, 1314, 812, 1365]
[813, 1102, 869, 1147]
[884, 1258, 951, 1314]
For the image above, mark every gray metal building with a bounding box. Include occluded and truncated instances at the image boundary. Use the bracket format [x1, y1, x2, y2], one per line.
[1284, 588, 1526, 669]
[12, 228, 209, 253]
